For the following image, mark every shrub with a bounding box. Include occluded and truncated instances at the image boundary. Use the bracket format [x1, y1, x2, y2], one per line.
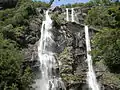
[92, 28, 120, 73]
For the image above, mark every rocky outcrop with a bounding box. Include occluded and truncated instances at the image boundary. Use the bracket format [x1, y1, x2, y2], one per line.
[51, 7, 120, 90]
[54, 21, 120, 90]
[22, 7, 120, 90]
[73, 7, 91, 24]
[54, 22, 96, 90]
[21, 8, 45, 71]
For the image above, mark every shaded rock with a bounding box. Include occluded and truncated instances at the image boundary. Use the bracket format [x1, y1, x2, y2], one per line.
[53, 6, 62, 14]
[54, 22, 88, 90]
[0, 0, 18, 9]
[21, 8, 45, 70]
[22, 42, 39, 69]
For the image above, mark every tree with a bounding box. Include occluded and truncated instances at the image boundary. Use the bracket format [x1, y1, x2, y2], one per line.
[0, 35, 32, 89]
[92, 28, 120, 73]
[0, 0, 43, 89]
[86, 3, 120, 73]
[90, 0, 111, 5]
[85, 5, 120, 28]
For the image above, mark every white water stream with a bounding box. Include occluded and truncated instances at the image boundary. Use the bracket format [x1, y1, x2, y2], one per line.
[34, 10, 65, 90]
[66, 8, 74, 22]
[71, 8, 74, 22]
[66, 8, 69, 21]
[85, 26, 100, 90]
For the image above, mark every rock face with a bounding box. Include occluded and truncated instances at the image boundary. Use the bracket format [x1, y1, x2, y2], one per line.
[74, 7, 91, 24]
[54, 22, 98, 90]
[55, 22, 87, 90]
[22, 8, 44, 70]
[22, 7, 120, 90]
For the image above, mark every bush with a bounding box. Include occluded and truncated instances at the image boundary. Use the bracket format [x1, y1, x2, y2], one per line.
[61, 2, 94, 8]
[85, 5, 120, 28]
[92, 28, 120, 73]
[0, 35, 32, 89]
[0, 0, 50, 89]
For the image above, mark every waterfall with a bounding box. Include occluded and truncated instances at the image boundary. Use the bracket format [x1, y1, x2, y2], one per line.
[71, 8, 74, 22]
[85, 26, 100, 90]
[66, 8, 69, 21]
[66, 8, 75, 22]
[34, 10, 66, 90]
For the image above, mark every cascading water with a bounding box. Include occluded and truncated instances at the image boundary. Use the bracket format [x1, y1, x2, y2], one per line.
[71, 8, 74, 22]
[85, 26, 100, 90]
[34, 10, 66, 90]
[66, 8, 69, 21]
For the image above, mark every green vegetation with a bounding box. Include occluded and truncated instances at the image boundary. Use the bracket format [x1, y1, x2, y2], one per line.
[92, 28, 120, 73]
[90, 0, 111, 5]
[0, 40, 32, 89]
[0, 0, 49, 89]
[61, 74, 83, 82]
[0, 34, 33, 89]
[32, 1, 50, 8]
[61, 2, 94, 8]
[51, 12, 66, 27]
[0, 0, 120, 89]
[85, 5, 120, 28]
[85, 3, 120, 73]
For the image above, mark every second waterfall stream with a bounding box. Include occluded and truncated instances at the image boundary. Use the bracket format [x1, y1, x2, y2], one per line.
[85, 26, 100, 90]
[34, 10, 66, 90]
